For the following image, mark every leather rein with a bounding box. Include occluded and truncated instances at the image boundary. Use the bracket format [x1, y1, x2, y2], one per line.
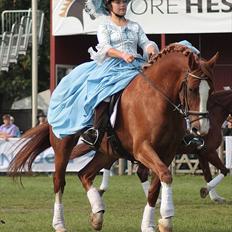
[131, 63, 211, 131]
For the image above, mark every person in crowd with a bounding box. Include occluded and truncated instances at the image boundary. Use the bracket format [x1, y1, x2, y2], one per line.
[0, 114, 20, 140]
[223, 114, 232, 136]
[48, 0, 159, 146]
[10, 115, 21, 137]
[37, 112, 47, 125]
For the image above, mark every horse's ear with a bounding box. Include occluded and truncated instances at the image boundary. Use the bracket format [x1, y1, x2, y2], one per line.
[207, 52, 219, 70]
[188, 52, 199, 71]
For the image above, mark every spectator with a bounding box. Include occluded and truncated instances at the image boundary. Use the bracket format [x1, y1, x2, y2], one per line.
[0, 114, 20, 140]
[223, 114, 232, 136]
[37, 112, 47, 125]
[10, 115, 21, 137]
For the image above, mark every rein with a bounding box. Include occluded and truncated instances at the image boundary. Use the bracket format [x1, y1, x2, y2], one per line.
[130, 62, 209, 131]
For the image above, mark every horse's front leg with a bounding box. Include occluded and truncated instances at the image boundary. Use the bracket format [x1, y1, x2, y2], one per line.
[98, 159, 115, 196]
[135, 141, 174, 232]
[52, 135, 76, 232]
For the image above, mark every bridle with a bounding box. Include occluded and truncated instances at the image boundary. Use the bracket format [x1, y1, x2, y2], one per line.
[179, 72, 211, 131]
[130, 62, 212, 132]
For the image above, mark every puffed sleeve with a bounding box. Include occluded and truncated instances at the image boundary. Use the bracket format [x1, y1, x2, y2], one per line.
[88, 23, 113, 64]
[137, 23, 159, 59]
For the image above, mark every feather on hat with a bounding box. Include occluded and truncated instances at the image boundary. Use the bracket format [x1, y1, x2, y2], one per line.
[85, 0, 131, 18]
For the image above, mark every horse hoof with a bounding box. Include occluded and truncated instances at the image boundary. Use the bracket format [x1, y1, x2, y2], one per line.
[141, 227, 155, 232]
[200, 187, 209, 198]
[90, 211, 104, 231]
[158, 219, 172, 232]
[98, 189, 105, 197]
[158, 224, 172, 232]
[213, 197, 226, 204]
[55, 228, 67, 232]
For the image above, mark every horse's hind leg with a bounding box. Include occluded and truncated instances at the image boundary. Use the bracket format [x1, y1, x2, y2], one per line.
[99, 168, 110, 196]
[51, 135, 76, 232]
[78, 152, 116, 231]
[137, 163, 150, 197]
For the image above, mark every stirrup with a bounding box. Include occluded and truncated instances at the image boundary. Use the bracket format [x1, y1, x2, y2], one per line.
[81, 127, 99, 146]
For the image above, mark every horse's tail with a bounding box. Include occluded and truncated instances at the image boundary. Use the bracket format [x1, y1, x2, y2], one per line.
[8, 123, 50, 176]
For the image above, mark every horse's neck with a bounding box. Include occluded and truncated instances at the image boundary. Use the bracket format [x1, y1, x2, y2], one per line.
[210, 93, 232, 126]
[146, 54, 187, 100]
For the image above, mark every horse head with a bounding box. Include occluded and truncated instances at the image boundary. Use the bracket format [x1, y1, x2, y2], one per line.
[145, 44, 217, 137]
[182, 51, 218, 136]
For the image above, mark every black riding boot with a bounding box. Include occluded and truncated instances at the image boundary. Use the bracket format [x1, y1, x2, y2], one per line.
[81, 102, 109, 146]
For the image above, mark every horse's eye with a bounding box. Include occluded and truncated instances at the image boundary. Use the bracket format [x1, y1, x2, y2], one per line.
[189, 88, 193, 92]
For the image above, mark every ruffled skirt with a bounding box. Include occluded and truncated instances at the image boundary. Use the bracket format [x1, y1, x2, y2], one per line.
[48, 57, 144, 138]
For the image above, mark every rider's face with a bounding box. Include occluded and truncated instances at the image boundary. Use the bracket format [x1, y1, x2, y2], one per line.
[111, 0, 128, 16]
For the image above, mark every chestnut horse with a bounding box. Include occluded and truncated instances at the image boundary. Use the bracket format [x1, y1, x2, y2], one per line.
[9, 44, 216, 232]
[99, 90, 232, 203]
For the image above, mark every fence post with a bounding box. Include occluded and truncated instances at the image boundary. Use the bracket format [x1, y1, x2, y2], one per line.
[127, 160, 133, 175]
[118, 158, 125, 175]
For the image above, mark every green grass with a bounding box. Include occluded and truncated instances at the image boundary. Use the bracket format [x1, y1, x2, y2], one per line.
[0, 174, 232, 232]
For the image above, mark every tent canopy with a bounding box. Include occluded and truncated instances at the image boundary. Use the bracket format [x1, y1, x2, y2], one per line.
[11, 89, 50, 114]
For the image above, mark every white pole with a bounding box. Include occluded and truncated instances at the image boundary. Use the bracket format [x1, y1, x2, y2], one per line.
[32, 0, 38, 127]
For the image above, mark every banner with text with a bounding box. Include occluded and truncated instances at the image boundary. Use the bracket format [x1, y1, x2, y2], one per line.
[0, 139, 95, 172]
[53, 0, 232, 35]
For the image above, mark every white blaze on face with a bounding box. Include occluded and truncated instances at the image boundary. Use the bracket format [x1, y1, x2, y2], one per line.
[199, 80, 210, 134]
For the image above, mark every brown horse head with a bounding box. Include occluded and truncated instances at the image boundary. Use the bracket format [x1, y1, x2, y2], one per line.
[183, 52, 217, 135]
[140, 44, 216, 138]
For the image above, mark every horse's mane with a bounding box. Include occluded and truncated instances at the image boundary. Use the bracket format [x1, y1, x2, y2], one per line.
[145, 43, 195, 67]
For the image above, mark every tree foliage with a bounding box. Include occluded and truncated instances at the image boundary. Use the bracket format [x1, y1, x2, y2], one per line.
[0, 0, 50, 109]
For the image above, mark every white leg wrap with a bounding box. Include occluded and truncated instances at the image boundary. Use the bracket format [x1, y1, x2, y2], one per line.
[141, 181, 150, 198]
[52, 203, 65, 230]
[207, 174, 224, 191]
[160, 182, 174, 218]
[209, 188, 225, 202]
[141, 203, 155, 232]
[87, 187, 105, 214]
[100, 169, 110, 191]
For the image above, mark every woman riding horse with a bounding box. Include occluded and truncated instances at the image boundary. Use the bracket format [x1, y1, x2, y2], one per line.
[47, 0, 159, 146]
[9, 0, 217, 231]
[9, 45, 216, 232]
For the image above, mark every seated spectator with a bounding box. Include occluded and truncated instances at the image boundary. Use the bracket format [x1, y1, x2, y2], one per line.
[37, 112, 47, 125]
[223, 114, 232, 136]
[0, 114, 20, 140]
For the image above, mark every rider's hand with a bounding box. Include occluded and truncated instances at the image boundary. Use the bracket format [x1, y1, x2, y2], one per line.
[147, 45, 158, 59]
[121, 52, 135, 63]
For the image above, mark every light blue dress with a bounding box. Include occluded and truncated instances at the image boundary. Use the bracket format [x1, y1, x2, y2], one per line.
[48, 18, 159, 139]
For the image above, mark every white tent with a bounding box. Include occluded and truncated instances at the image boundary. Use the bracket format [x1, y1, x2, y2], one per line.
[11, 89, 50, 113]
